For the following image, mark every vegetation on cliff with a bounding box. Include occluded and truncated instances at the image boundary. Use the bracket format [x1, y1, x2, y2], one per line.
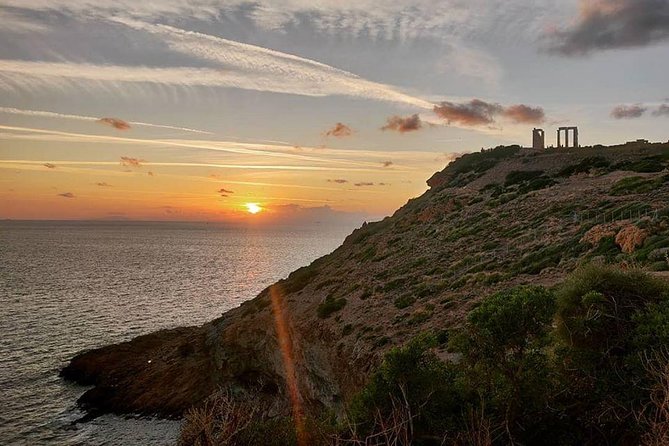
[179, 265, 669, 445]
[61, 141, 669, 445]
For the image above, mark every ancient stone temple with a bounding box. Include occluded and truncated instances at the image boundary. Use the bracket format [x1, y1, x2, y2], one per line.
[532, 128, 545, 150]
[557, 126, 579, 148]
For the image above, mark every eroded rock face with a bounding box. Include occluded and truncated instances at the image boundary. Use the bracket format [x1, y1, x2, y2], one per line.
[60, 326, 219, 418]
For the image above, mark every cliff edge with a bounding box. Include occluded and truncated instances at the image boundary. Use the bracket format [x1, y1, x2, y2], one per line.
[61, 141, 669, 421]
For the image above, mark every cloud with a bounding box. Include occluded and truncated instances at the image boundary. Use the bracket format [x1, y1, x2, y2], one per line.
[0, 8, 49, 34]
[1, 1, 571, 45]
[218, 187, 234, 197]
[502, 104, 546, 124]
[546, 0, 669, 56]
[98, 117, 131, 130]
[653, 104, 669, 117]
[120, 156, 144, 167]
[96, 182, 112, 187]
[381, 114, 423, 133]
[433, 99, 545, 126]
[354, 182, 375, 187]
[58, 192, 75, 198]
[611, 104, 648, 119]
[324, 122, 353, 138]
[147, 171, 154, 176]
[382, 161, 394, 167]
[0, 17, 433, 109]
[43, 162, 56, 169]
[0, 107, 211, 134]
[327, 178, 349, 184]
[433, 99, 502, 126]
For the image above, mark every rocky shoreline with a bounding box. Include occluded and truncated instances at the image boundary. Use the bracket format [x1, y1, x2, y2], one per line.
[61, 142, 669, 428]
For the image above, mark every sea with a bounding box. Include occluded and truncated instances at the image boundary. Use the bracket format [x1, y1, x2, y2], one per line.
[0, 220, 357, 446]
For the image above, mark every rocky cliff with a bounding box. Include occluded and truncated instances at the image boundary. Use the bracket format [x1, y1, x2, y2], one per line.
[61, 141, 669, 420]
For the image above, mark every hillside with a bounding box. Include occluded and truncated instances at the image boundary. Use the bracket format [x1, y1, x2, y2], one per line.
[61, 141, 669, 434]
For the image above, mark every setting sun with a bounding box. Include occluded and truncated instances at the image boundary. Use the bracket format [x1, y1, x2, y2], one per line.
[245, 203, 262, 214]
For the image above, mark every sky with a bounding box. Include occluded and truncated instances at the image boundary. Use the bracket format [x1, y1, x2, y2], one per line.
[1, 0, 668, 223]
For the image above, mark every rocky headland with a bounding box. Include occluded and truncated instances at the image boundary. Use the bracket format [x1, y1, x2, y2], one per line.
[61, 141, 669, 435]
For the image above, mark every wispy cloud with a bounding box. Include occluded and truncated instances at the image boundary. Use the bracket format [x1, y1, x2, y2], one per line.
[0, 159, 383, 173]
[0, 24, 433, 109]
[653, 104, 669, 117]
[0, 107, 213, 135]
[1, 1, 566, 44]
[611, 104, 647, 119]
[324, 123, 353, 137]
[0, 124, 389, 169]
[218, 187, 234, 197]
[98, 117, 131, 130]
[96, 182, 112, 187]
[546, 0, 669, 56]
[120, 156, 145, 167]
[0, 124, 452, 180]
[58, 192, 75, 198]
[381, 114, 423, 133]
[354, 182, 375, 187]
[43, 162, 57, 169]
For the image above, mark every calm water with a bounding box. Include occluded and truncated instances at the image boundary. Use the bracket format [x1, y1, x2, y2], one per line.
[0, 221, 355, 446]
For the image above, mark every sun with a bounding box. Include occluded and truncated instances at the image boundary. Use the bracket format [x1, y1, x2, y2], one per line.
[245, 203, 262, 214]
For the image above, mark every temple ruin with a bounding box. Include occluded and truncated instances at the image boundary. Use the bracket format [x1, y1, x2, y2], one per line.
[532, 128, 545, 150]
[557, 126, 579, 148]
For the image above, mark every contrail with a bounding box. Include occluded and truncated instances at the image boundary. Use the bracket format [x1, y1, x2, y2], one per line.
[110, 17, 434, 110]
[0, 106, 213, 135]
[0, 159, 380, 172]
[0, 124, 407, 170]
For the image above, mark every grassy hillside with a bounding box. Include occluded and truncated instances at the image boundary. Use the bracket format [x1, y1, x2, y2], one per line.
[62, 141, 669, 445]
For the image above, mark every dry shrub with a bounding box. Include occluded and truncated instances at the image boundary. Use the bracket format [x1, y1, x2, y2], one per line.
[615, 224, 648, 254]
[638, 350, 669, 446]
[453, 407, 497, 446]
[331, 391, 414, 446]
[178, 389, 258, 446]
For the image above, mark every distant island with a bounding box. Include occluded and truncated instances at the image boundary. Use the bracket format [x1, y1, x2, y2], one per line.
[62, 140, 669, 445]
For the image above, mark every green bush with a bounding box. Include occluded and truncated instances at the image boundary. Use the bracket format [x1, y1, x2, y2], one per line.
[317, 295, 347, 318]
[393, 295, 415, 309]
[614, 156, 665, 173]
[347, 268, 669, 445]
[281, 264, 320, 293]
[504, 170, 545, 186]
[557, 156, 610, 177]
[554, 265, 669, 442]
[519, 176, 556, 194]
[556, 264, 669, 351]
[450, 286, 556, 432]
[348, 333, 461, 439]
[610, 175, 666, 195]
[448, 145, 521, 177]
